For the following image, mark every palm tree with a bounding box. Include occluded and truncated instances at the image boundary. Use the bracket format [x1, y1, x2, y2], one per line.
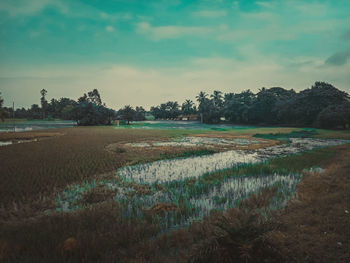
[0, 92, 5, 122]
[40, 89, 48, 119]
[196, 91, 208, 104]
[182, 99, 195, 115]
[211, 90, 223, 108]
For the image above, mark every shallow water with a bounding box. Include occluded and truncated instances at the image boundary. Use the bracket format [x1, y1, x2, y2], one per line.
[0, 141, 13, 146]
[117, 138, 348, 184]
[0, 139, 38, 146]
[115, 120, 255, 130]
[54, 137, 349, 229]
[126, 137, 260, 148]
[0, 121, 75, 133]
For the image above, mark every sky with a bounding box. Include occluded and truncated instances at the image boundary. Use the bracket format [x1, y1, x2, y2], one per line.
[0, 0, 350, 110]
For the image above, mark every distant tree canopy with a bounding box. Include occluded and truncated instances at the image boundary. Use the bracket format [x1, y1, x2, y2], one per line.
[2, 89, 115, 126]
[72, 90, 115, 126]
[150, 81, 350, 129]
[150, 101, 189, 120]
[0, 92, 6, 121]
[2, 81, 349, 129]
[40, 89, 48, 119]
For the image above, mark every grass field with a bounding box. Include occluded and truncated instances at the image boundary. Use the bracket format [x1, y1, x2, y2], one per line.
[0, 124, 349, 262]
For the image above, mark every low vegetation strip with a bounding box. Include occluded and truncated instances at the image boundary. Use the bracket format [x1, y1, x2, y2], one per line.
[2, 145, 348, 262]
[1, 127, 349, 262]
[52, 141, 342, 231]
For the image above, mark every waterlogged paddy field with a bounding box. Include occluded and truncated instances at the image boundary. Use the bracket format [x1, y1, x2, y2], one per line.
[115, 120, 256, 131]
[55, 137, 348, 228]
[1, 124, 350, 262]
[0, 119, 75, 133]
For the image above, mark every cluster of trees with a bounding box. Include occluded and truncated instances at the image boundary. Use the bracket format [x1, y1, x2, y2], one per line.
[1, 81, 349, 128]
[149, 82, 350, 129]
[0, 92, 6, 121]
[3, 90, 78, 121]
[150, 100, 197, 119]
[0, 89, 147, 126]
[117, 106, 146, 124]
[1, 89, 115, 125]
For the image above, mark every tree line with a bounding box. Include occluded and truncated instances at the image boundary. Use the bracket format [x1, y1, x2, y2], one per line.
[1, 81, 350, 128]
[150, 82, 350, 129]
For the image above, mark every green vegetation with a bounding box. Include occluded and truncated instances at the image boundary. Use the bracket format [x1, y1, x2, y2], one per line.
[1, 125, 349, 262]
[2, 81, 350, 129]
[253, 129, 319, 140]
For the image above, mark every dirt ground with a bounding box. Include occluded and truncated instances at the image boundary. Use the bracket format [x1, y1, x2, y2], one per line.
[272, 144, 350, 262]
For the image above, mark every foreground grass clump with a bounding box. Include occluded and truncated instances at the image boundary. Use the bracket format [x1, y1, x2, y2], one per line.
[0, 187, 283, 263]
[160, 148, 217, 159]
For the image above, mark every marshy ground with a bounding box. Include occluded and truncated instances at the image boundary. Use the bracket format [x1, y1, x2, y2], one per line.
[0, 124, 350, 262]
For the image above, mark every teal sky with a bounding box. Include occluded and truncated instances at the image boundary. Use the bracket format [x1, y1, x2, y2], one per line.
[1, 0, 350, 109]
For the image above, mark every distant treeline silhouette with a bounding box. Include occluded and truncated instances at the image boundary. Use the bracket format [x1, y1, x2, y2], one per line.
[1, 81, 349, 128]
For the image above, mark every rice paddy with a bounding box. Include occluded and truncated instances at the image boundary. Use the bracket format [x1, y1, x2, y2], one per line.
[0, 120, 75, 133]
[53, 135, 348, 232]
[1, 123, 350, 262]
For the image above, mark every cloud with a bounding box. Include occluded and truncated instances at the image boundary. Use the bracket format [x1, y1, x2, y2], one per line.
[99, 12, 132, 21]
[0, 0, 68, 16]
[105, 25, 115, 32]
[325, 50, 350, 66]
[342, 29, 350, 40]
[2, 54, 349, 109]
[136, 22, 213, 40]
[241, 11, 277, 21]
[192, 10, 227, 18]
[294, 2, 327, 16]
[256, 1, 275, 9]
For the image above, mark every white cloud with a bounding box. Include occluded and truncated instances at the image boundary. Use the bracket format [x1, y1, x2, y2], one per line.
[294, 2, 327, 16]
[192, 10, 227, 18]
[256, 1, 275, 9]
[241, 11, 277, 21]
[105, 25, 115, 32]
[100, 12, 132, 21]
[136, 22, 213, 40]
[0, 0, 68, 16]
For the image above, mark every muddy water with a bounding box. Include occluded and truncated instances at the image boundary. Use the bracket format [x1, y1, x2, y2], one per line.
[117, 138, 348, 184]
[0, 139, 38, 146]
[0, 121, 75, 133]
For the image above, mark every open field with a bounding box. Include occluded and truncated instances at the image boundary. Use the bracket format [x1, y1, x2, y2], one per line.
[1, 124, 350, 262]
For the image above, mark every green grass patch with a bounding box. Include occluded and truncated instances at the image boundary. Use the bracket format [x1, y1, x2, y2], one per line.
[161, 148, 218, 159]
[163, 145, 336, 200]
[253, 129, 318, 140]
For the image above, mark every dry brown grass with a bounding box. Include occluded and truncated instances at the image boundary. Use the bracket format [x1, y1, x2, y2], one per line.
[0, 127, 184, 207]
[270, 144, 350, 263]
[0, 131, 63, 141]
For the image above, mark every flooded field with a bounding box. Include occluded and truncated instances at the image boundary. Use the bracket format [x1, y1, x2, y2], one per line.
[2, 125, 350, 263]
[126, 136, 261, 148]
[0, 139, 38, 146]
[115, 120, 255, 130]
[54, 136, 348, 228]
[0, 120, 75, 132]
[117, 138, 347, 184]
